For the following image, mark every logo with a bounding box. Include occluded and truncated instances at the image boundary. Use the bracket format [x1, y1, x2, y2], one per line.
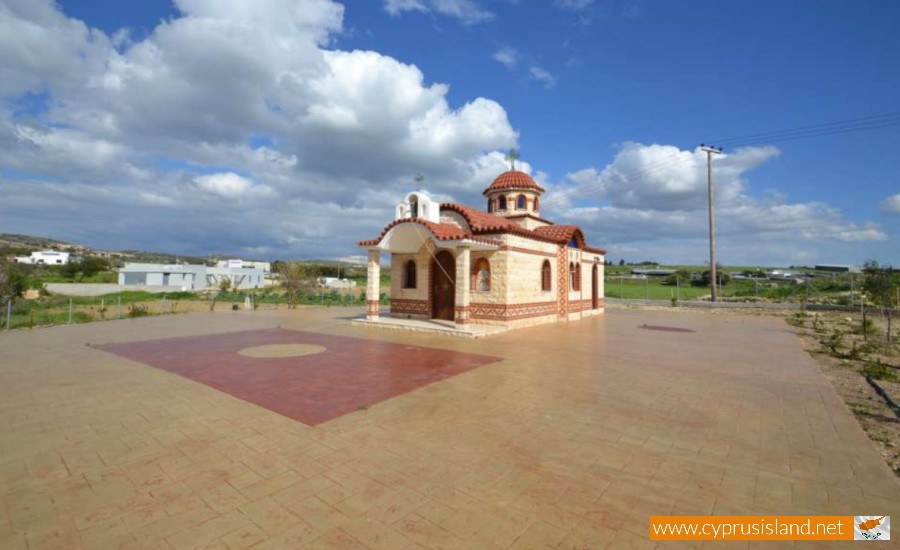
[854, 516, 890, 541]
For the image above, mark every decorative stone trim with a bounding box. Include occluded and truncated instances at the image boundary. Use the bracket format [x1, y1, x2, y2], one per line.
[391, 298, 429, 315]
[469, 301, 557, 321]
[569, 299, 592, 313]
[366, 300, 380, 318]
[557, 245, 568, 319]
[454, 306, 471, 324]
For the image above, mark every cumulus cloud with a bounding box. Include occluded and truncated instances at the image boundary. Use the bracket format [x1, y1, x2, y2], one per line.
[0, 1, 888, 265]
[540, 142, 886, 264]
[383, 0, 493, 24]
[0, 0, 518, 258]
[881, 194, 900, 214]
[194, 172, 273, 199]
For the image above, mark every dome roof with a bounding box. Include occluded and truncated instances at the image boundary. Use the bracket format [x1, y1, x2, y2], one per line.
[483, 170, 546, 196]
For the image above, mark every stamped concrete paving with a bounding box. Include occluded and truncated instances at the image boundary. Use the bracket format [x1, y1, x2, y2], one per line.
[0, 307, 897, 549]
[98, 328, 500, 426]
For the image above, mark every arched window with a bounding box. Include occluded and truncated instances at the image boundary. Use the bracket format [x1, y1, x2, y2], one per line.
[575, 263, 581, 291]
[409, 195, 419, 218]
[569, 262, 576, 291]
[487, 198, 493, 213]
[403, 260, 417, 289]
[534, 197, 540, 212]
[516, 194, 526, 210]
[498, 195, 507, 210]
[541, 260, 552, 291]
[471, 258, 491, 291]
[568, 237, 578, 248]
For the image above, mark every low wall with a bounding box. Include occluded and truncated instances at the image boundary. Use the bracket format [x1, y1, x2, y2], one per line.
[44, 284, 191, 297]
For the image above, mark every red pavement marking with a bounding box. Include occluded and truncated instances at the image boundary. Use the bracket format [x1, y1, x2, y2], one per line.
[98, 328, 500, 426]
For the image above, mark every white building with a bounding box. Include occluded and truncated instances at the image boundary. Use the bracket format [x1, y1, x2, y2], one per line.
[318, 277, 358, 289]
[14, 250, 72, 265]
[118, 263, 265, 290]
[215, 259, 272, 273]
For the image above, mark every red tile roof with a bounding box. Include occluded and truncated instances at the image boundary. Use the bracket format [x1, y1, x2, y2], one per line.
[483, 170, 546, 195]
[440, 203, 518, 233]
[360, 202, 606, 255]
[533, 224, 579, 242]
[358, 218, 501, 247]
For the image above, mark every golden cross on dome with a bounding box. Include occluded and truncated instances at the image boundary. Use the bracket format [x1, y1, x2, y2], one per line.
[505, 148, 519, 171]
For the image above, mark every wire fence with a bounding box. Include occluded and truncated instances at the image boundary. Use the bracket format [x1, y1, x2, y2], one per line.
[0, 288, 378, 332]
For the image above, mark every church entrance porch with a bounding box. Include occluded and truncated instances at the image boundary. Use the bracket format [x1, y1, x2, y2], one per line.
[432, 250, 455, 320]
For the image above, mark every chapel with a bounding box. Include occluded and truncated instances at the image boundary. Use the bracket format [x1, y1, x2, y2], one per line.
[359, 168, 606, 329]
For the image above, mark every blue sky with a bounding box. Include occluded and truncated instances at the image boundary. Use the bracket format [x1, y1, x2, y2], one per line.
[2, 0, 898, 265]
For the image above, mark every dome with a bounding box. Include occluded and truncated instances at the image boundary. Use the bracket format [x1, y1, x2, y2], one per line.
[483, 170, 546, 196]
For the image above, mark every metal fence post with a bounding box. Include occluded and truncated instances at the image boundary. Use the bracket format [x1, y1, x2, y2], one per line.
[68, 298, 73, 324]
[117, 294, 122, 319]
[5, 299, 10, 332]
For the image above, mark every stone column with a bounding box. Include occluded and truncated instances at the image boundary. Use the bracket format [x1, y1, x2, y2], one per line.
[366, 249, 381, 321]
[455, 246, 470, 326]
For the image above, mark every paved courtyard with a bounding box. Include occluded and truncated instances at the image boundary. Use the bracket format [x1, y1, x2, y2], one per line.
[0, 307, 897, 549]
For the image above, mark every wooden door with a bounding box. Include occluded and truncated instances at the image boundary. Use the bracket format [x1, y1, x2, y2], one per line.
[431, 251, 456, 320]
[592, 264, 599, 309]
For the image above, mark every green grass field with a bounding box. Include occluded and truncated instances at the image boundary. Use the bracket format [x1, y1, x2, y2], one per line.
[604, 275, 854, 303]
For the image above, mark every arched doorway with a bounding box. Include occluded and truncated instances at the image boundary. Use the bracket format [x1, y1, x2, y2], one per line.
[431, 250, 456, 320]
[592, 264, 599, 309]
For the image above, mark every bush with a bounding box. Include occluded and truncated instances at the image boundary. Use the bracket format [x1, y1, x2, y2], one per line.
[692, 270, 732, 287]
[821, 330, 845, 356]
[128, 304, 149, 317]
[850, 317, 878, 335]
[663, 269, 691, 287]
[861, 362, 899, 383]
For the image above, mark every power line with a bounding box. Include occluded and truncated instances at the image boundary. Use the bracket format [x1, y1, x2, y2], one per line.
[710, 110, 900, 146]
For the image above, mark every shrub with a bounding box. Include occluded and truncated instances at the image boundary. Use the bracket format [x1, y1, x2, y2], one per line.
[128, 304, 149, 317]
[861, 362, 899, 383]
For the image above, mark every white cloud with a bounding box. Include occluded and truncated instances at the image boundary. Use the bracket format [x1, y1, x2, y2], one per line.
[383, 0, 493, 24]
[492, 47, 518, 68]
[881, 194, 900, 214]
[554, 0, 594, 10]
[0, 0, 519, 259]
[540, 142, 886, 264]
[0, 1, 890, 265]
[529, 66, 557, 87]
[194, 172, 273, 199]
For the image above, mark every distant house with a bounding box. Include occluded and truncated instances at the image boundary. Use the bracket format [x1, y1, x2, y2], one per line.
[14, 250, 73, 265]
[118, 263, 265, 290]
[318, 277, 358, 289]
[814, 264, 860, 273]
[215, 259, 272, 273]
[630, 268, 676, 277]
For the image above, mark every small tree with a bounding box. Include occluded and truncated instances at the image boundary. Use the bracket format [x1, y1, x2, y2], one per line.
[218, 278, 232, 293]
[276, 262, 323, 308]
[862, 260, 899, 343]
[663, 269, 691, 287]
[77, 257, 109, 281]
[0, 263, 26, 303]
[693, 269, 731, 287]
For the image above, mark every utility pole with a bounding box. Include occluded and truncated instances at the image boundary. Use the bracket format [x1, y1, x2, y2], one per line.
[701, 145, 723, 302]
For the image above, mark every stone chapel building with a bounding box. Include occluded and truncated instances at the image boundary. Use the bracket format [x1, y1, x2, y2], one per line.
[359, 170, 606, 329]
